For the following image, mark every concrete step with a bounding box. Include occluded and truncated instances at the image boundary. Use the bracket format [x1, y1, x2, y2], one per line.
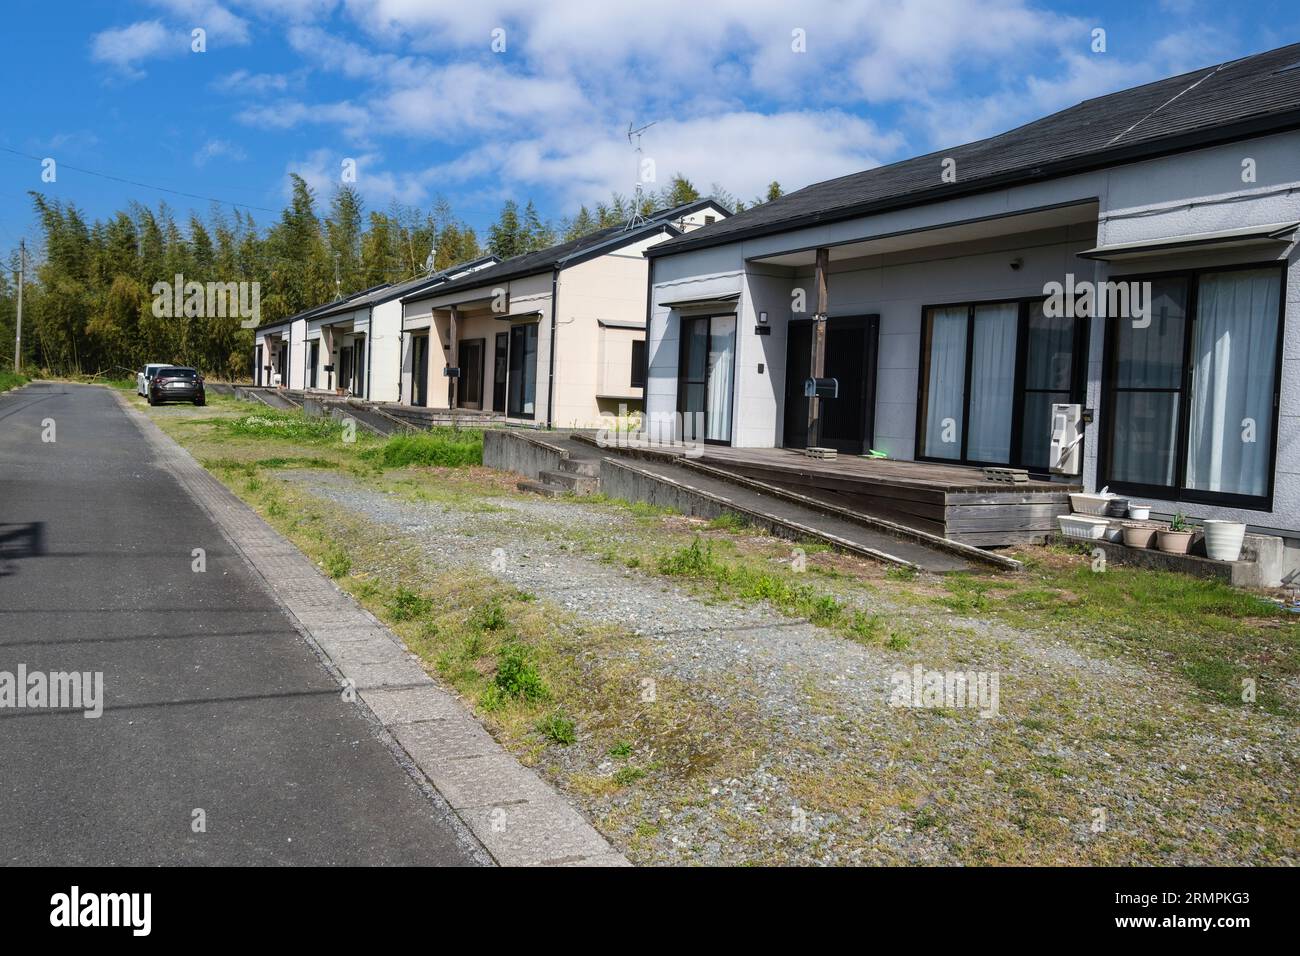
[517, 479, 567, 498]
[558, 458, 600, 478]
[539, 469, 598, 495]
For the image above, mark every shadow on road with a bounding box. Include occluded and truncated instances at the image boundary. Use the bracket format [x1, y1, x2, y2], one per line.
[0, 522, 45, 577]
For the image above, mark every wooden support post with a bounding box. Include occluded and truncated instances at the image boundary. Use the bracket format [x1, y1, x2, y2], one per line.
[806, 247, 829, 450]
[448, 305, 459, 409]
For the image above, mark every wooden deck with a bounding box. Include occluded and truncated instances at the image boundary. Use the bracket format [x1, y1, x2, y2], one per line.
[697, 447, 1079, 547]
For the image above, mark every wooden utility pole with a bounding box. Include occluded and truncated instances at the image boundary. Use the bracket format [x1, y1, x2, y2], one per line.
[447, 305, 459, 408]
[14, 239, 24, 373]
[805, 247, 829, 449]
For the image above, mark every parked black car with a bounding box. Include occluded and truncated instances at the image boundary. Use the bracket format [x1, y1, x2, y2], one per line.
[148, 367, 206, 406]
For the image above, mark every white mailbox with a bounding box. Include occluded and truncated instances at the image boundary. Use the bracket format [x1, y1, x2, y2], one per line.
[1049, 403, 1083, 476]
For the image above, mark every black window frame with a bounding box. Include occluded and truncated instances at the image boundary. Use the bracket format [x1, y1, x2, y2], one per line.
[1098, 260, 1287, 512]
[914, 295, 1089, 472]
[675, 312, 739, 446]
[630, 339, 647, 389]
[507, 321, 540, 421]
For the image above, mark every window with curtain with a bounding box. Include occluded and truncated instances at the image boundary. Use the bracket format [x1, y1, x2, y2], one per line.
[1102, 265, 1283, 506]
[922, 306, 968, 459]
[966, 303, 1018, 463]
[1186, 268, 1280, 498]
[920, 299, 1080, 468]
[705, 316, 736, 443]
[1107, 277, 1187, 488]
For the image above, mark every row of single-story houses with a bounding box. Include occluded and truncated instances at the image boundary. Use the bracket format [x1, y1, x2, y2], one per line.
[257, 41, 1300, 548]
[253, 199, 729, 426]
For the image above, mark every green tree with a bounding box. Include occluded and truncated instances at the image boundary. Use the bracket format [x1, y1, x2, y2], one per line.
[488, 200, 526, 259]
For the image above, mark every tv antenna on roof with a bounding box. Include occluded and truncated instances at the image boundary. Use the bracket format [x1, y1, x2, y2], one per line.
[625, 120, 657, 230]
[424, 247, 437, 275]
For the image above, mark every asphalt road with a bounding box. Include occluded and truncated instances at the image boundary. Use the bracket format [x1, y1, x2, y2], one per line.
[0, 382, 484, 865]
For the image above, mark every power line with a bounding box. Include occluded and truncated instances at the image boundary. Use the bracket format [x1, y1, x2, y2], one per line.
[0, 146, 279, 214]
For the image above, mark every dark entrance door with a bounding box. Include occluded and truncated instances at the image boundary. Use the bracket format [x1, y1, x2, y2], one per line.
[492, 332, 508, 413]
[457, 338, 484, 409]
[353, 335, 366, 397]
[254, 345, 263, 385]
[412, 335, 428, 406]
[308, 341, 319, 388]
[338, 346, 353, 394]
[783, 314, 879, 453]
[507, 323, 539, 419]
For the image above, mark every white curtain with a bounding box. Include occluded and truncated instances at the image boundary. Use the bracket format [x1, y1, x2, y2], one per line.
[706, 316, 736, 442]
[966, 303, 1018, 463]
[1186, 269, 1280, 497]
[924, 307, 968, 459]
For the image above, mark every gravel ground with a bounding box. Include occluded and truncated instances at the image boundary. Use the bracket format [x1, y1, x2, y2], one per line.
[277, 469, 1298, 866]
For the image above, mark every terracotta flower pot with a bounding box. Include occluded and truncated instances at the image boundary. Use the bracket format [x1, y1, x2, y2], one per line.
[1157, 529, 1195, 554]
[1122, 523, 1158, 549]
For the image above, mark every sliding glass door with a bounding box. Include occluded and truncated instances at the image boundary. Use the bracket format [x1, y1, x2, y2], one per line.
[1019, 302, 1080, 469]
[1105, 278, 1186, 488]
[678, 314, 736, 444]
[966, 303, 1018, 463]
[1102, 264, 1283, 507]
[919, 298, 1084, 469]
[507, 322, 538, 419]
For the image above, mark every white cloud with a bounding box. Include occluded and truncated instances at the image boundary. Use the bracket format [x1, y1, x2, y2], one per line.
[148, 0, 251, 45]
[193, 138, 248, 167]
[213, 69, 297, 94]
[424, 111, 906, 212]
[90, 21, 178, 79]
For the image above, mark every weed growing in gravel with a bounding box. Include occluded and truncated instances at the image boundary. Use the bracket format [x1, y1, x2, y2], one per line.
[608, 741, 633, 759]
[659, 538, 853, 629]
[469, 598, 509, 632]
[483, 641, 549, 708]
[322, 546, 352, 579]
[707, 511, 751, 532]
[387, 586, 434, 621]
[537, 712, 577, 745]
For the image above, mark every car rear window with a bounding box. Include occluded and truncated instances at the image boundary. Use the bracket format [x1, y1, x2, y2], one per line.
[157, 368, 198, 378]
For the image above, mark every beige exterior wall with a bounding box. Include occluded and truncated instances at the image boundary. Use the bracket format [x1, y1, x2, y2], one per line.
[396, 208, 732, 425]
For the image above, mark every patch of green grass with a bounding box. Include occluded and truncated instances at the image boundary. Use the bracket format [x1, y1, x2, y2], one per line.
[322, 546, 352, 579]
[0, 372, 30, 394]
[608, 740, 633, 759]
[707, 511, 751, 532]
[886, 565, 919, 582]
[613, 766, 646, 786]
[655, 538, 904, 643]
[946, 554, 1300, 715]
[537, 712, 577, 745]
[225, 411, 345, 443]
[360, 428, 483, 468]
[469, 598, 509, 632]
[386, 586, 434, 622]
[483, 641, 549, 708]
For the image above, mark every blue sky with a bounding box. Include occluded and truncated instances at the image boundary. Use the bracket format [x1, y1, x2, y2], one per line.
[2, 0, 1298, 255]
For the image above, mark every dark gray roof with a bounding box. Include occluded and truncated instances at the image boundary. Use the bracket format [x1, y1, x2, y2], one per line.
[649, 42, 1300, 258]
[402, 198, 729, 303]
[307, 254, 502, 321]
[255, 283, 390, 332]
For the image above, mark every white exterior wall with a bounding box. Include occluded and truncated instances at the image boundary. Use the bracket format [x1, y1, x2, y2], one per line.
[367, 298, 403, 403]
[1082, 131, 1300, 536]
[646, 130, 1300, 536]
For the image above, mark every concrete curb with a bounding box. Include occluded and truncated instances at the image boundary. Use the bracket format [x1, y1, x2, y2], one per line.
[111, 389, 629, 867]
